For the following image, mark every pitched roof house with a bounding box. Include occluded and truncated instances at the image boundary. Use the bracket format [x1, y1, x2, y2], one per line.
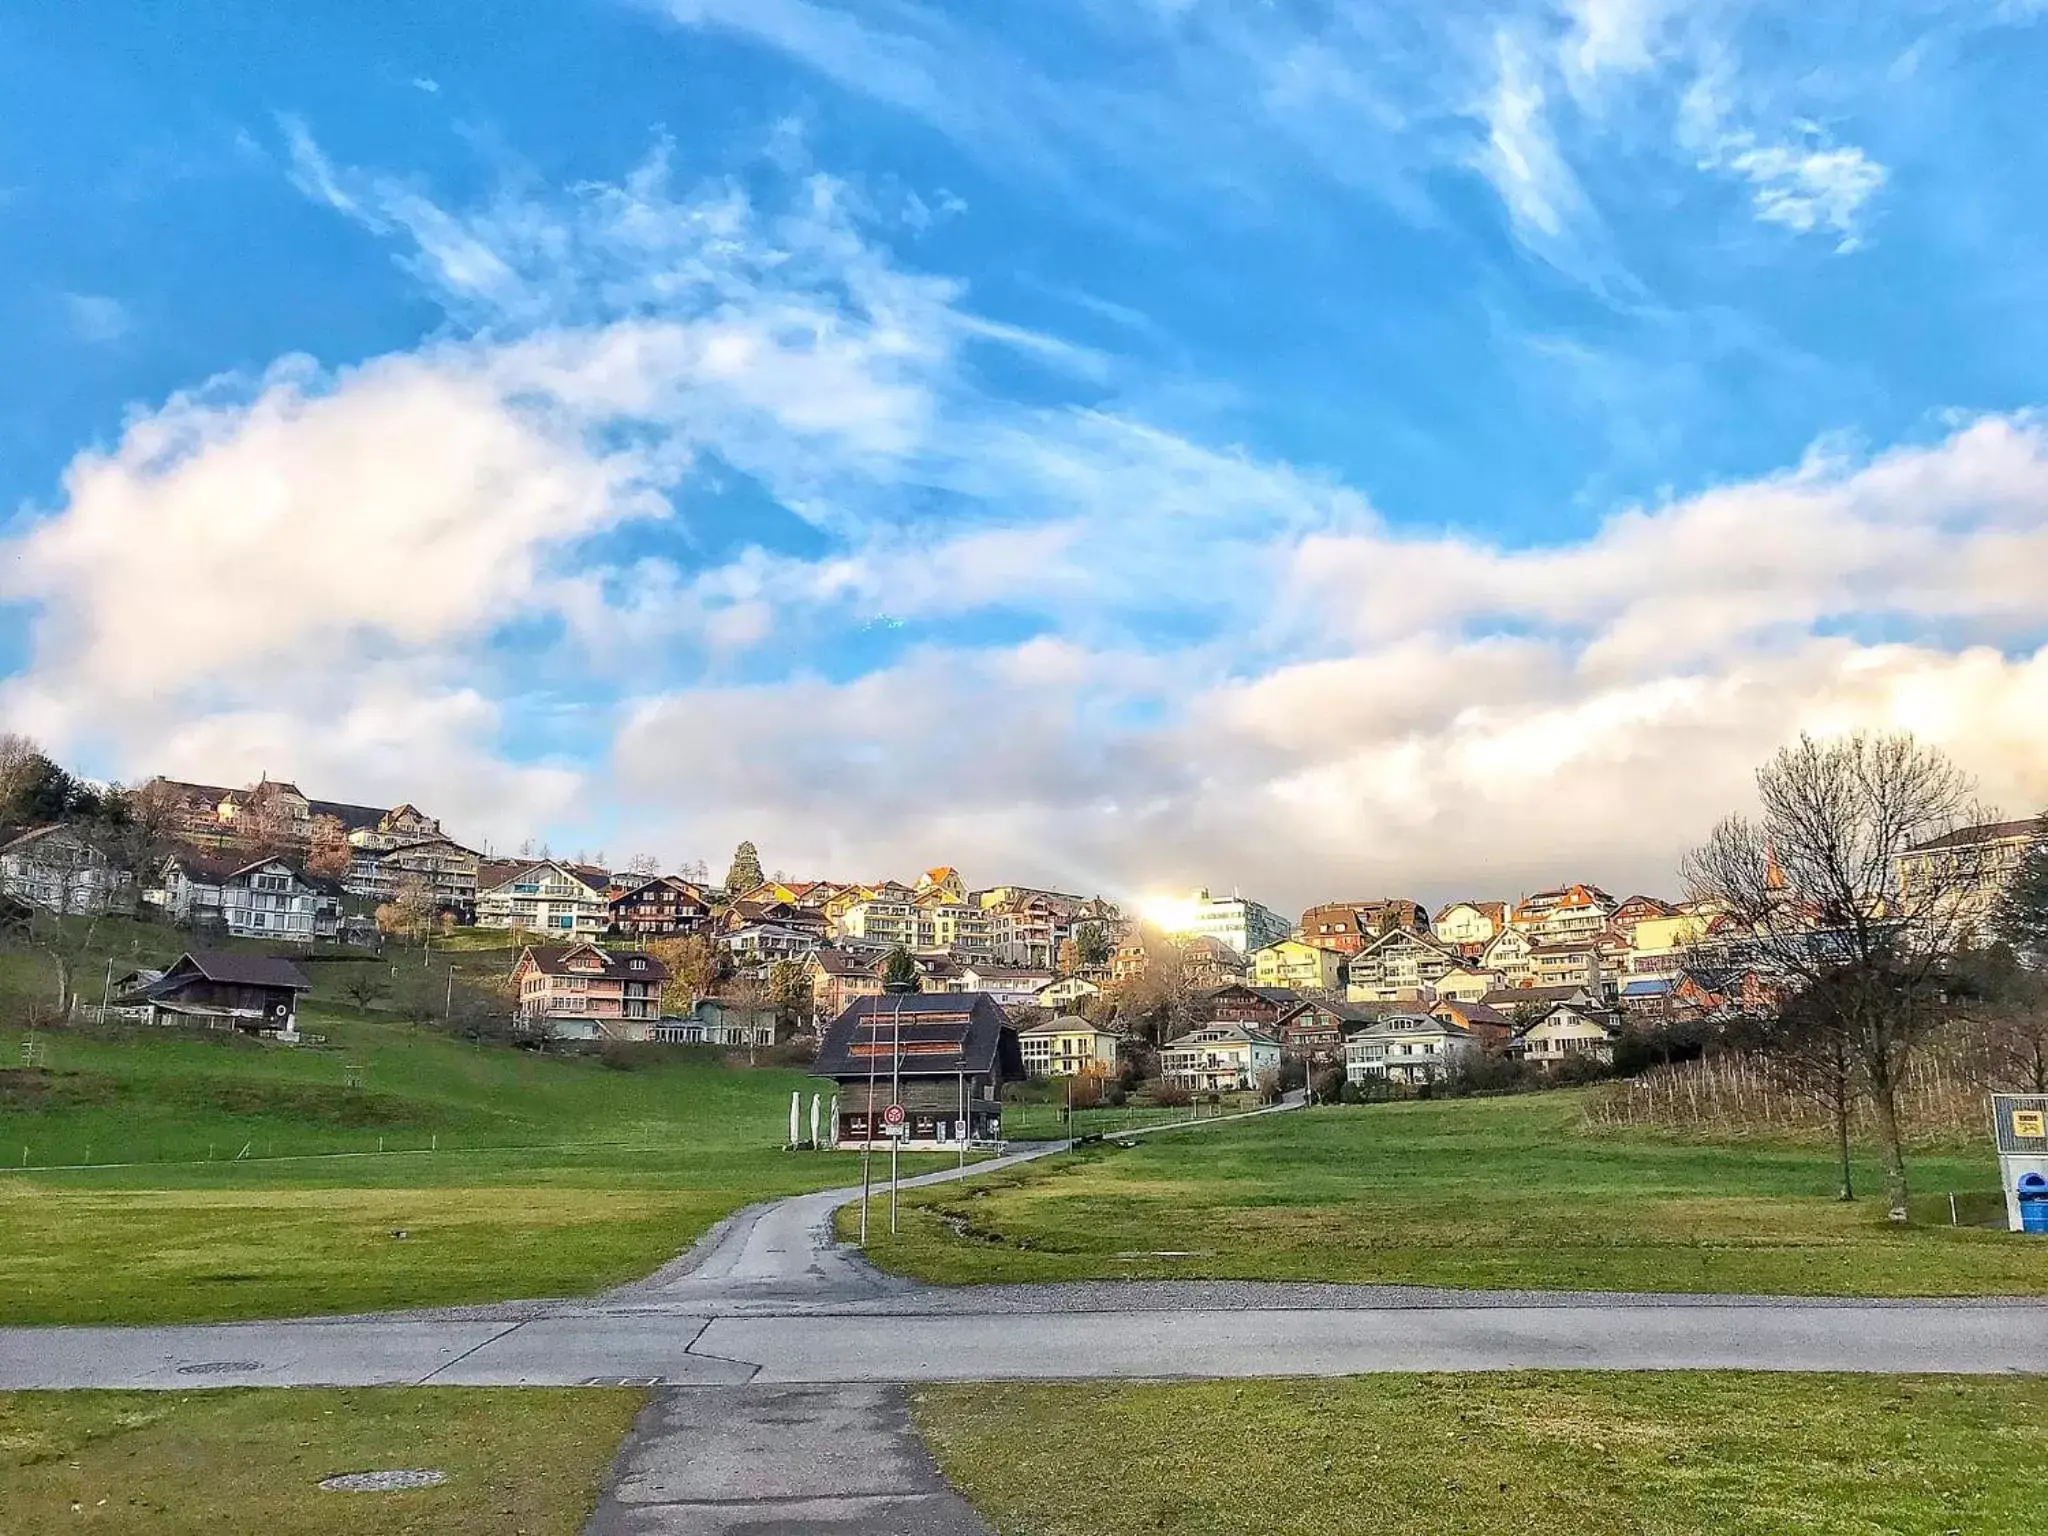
[512, 942, 668, 1042]
[119, 950, 312, 1039]
[815, 992, 1023, 1148]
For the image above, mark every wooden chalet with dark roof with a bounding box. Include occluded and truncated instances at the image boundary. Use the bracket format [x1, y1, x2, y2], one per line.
[117, 950, 313, 1039]
[1203, 983, 1302, 1027]
[609, 875, 712, 938]
[814, 992, 1023, 1149]
[1274, 997, 1394, 1063]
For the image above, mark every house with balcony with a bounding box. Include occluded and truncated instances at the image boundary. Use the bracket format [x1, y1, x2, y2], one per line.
[478, 860, 610, 937]
[1428, 998, 1513, 1049]
[720, 921, 820, 970]
[1203, 983, 1302, 1029]
[1528, 941, 1609, 996]
[1159, 1022, 1282, 1093]
[1511, 883, 1618, 944]
[957, 963, 1056, 1006]
[1344, 1013, 1478, 1086]
[512, 943, 668, 1042]
[1895, 817, 2044, 935]
[0, 825, 126, 915]
[1514, 1002, 1620, 1066]
[344, 835, 482, 918]
[1035, 974, 1103, 1013]
[1274, 997, 1388, 1065]
[804, 947, 883, 1022]
[1432, 900, 1508, 951]
[1344, 928, 1461, 1002]
[1251, 937, 1346, 994]
[1481, 926, 1536, 985]
[609, 875, 712, 938]
[1016, 1014, 1121, 1078]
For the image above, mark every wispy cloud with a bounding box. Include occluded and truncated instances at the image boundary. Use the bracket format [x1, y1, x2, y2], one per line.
[62, 293, 131, 345]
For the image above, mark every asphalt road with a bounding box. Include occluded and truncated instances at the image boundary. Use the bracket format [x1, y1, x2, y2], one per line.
[5, 1094, 2046, 1389]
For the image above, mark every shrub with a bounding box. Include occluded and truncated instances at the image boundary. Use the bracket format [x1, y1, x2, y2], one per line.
[1312, 1066, 1347, 1103]
[1149, 1080, 1192, 1108]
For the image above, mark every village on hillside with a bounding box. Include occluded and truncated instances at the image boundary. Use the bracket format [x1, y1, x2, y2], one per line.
[4, 750, 2041, 1144]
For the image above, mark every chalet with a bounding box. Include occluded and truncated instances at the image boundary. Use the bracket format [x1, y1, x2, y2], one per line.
[1515, 1003, 1621, 1066]
[1275, 997, 1388, 1065]
[145, 850, 331, 943]
[478, 860, 610, 937]
[0, 825, 125, 915]
[957, 963, 1056, 1006]
[1345, 1014, 1478, 1085]
[344, 835, 482, 918]
[610, 876, 712, 938]
[815, 992, 1022, 1149]
[718, 921, 818, 969]
[118, 950, 312, 1039]
[1016, 1014, 1121, 1078]
[1159, 1021, 1282, 1093]
[1432, 900, 1508, 950]
[1607, 894, 1676, 942]
[1344, 928, 1460, 1002]
[1204, 983, 1301, 1028]
[1479, 983, 1605, 1019]
[512, 943, 667, 1042]
[1481, 926, 1535, 984]
[1432, 965, 1501, 1003]
[1251, 938, 1346, 994]
[804, 947, 883, 1021]
[1035, 975, 1102, 1012]
[1510, 883, 1617, 944]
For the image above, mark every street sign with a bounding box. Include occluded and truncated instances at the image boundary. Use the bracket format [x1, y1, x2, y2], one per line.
[881, 1103, 908, 1136]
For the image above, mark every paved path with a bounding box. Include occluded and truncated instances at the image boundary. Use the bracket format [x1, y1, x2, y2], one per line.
[583, 1385, 990, 1535]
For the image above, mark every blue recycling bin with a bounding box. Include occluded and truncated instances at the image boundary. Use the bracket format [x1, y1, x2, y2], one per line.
[2018, 1172, 2048, 1234]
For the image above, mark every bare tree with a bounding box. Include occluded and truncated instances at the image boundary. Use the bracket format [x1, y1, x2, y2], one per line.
[1115, 924, 1203, 1047]
[1682, 732, 1988, 1223]
[0, 732, 44, 816]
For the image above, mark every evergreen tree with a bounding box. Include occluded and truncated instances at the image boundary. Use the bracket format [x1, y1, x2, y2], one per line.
[1992, 813, 2048, 965]
[724, 840, 764, 896]
[1073, 921, 1112, 968]
[882, 947, 921, 992]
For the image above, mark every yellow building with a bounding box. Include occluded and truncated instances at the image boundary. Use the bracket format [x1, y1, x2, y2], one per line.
[1016, 1015, 1121, 1078]
[1628, 912, 1709, 976]
[1252, 938, 1346, 993]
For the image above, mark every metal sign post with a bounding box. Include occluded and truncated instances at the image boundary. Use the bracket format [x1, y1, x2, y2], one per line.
[890, 994, 904, 1234]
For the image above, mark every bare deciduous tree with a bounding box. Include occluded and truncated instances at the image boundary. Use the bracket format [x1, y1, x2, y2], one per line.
[1682, 731, 1989, 1224]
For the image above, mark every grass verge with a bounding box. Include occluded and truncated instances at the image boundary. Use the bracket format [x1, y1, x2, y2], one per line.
[0, 1014, 944, 1325]
[915, 1373, 2048, 1536]
[0, 1386, 639, 1535]
[852, 1094, 2045, 1296]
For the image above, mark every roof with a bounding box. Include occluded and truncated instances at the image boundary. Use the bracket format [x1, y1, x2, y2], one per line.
[163, 950, 313, 991]
[1017, 1013, 1115, 1037]
[517, 943, 671, 982]
[1432, 999, 1512, 1028]
[1279, 997, 1392, 1027]
[1519, 1002, 1620, 1036]
[1355, 1013, 1471, 1039]
[611, 875, 709, 905]
[808, 948, 878, 978]
[1210, 984, 1301, 1004]
[1621, 976, 1676, 997]
[1527, 939, 1601, 956]
[964, 964, 1053, 983]
[0, 823, 102, 857]
[1480, 984, 1597, 1008]
[481, 859, 606, 895]
[1903, 818, 2042, 853]
[306, 798, 391, 832]
[1163, 1021, 1281, 1048]
[813, 992, 1022, 1080]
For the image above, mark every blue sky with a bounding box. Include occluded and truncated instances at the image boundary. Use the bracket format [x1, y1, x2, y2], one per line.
[2, 0, 2046, 907]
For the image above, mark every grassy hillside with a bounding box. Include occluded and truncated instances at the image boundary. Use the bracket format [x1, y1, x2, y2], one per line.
[0, 1004, 903, 1325]
[852, 1093, 2044, 1296]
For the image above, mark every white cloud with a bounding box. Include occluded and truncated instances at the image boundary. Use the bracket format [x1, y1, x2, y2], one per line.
[1476, 30, 1585, 245]
[1561, 0, 1675, 86]
[1720, 137, 1888, 250]
[63, 293, 130, 345]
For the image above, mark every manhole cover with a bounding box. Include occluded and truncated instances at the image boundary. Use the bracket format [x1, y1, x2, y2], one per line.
[319, 1469, 448, 1493]
[176, 1361, 263, 1375]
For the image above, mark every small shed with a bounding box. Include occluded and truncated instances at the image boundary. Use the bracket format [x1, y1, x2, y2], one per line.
[814, 992, 1023, 1149]
[121, 950, 313, 1039]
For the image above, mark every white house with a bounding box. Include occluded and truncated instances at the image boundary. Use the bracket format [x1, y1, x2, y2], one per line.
[1515, 1003, 1621, 1066]
[146, 852, 328, 943]
[958, 964, 1056, 1007]
[1159, 1022, 1282, 1093]
[719, 921, 819, 968]
[1344, 1013, 1478, 1085]
[1016, 1014, 1121, 1078]
[477, 860, 609, 937]
[1035, 975, 1102, 1012]
[0, 826, 125, 915]
[1344, 929, 1461, 1002]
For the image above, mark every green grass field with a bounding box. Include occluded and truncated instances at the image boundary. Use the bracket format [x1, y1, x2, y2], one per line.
[853, 1095, 2048, 1296]
[0, 1387, 638, 1535]
[0, 1007, 921, 1325]
[917, 1373, 2048, 1536]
